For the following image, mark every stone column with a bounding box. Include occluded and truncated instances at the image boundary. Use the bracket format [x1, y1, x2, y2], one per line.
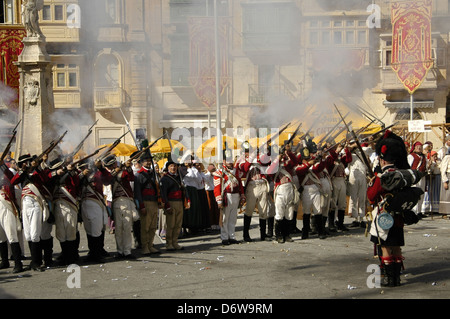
[15, 2, 54, 156]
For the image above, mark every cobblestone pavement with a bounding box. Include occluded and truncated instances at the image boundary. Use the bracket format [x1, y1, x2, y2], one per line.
[0, 214, 449, 303]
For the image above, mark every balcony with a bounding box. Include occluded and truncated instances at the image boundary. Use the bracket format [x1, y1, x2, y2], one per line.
[381, 68, 438, 92]
[94, 87, 126, 109]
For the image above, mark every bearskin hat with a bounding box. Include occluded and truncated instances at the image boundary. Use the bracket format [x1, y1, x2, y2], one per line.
[375, 130, 410, 169]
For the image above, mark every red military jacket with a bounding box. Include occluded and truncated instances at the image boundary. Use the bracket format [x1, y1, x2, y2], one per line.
[111, 167, 134, 200]
[0, 164, 18, 207]
[213, 165, 244, 206]
[48, 169, 80, 207]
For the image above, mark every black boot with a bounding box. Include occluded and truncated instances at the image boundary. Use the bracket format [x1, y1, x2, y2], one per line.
[275, 219, 284, 243]
[315, 215, 326, 239]
[336, 210, 348, 232]
[322, 216, 330, 236]
[394, 257, 403, 287]
[87, 236, 104, 263]
[283, 219, 293, 242]
[259, 219, 268, 241]
[65, 241, 78, 265]
[243, 215, 253, 242]
[100, 231, 110, 257]
[29, 241, 44, 272]
[328, 210, 337, 232]
[41, 237, 53, 268]
[57, 241, 68, 266]
[0, 242, 10, 269]
[291, 211, 301, 234]
[75, 231, 80, 260]
[302, 214, 310, 239]
[267, 217, 274, 239]
[10, 242, 24, 273]
[381, 263, 395, 287]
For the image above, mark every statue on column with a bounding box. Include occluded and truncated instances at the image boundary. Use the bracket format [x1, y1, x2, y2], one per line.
[22, 0, 44, 38]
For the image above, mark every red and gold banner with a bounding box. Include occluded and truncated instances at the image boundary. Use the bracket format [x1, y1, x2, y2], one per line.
[391, 0, 433, 94]
[0, 27, 26, 110]
[188, 17, 230, 108]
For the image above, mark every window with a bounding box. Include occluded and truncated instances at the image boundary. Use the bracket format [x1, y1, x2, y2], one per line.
[106, 0, 118, 23]
[0, 0, 14, 24]
[309, 18, 368, 47]
[39, 3, 69, 23]
[242, 2, 297, 52]
[54, 64, 79, 90]
[170, 35, 190, 86]
[54, 5, 64, 21]
[42, 5, 51, 21]
[94, 52, 123, 108]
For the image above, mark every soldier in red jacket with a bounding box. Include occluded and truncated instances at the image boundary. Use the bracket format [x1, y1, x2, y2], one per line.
[368, 131, 423, 287]
[0, 159, 23, 273]
[213, 150, 246, 245]
[47, 157, 80, 266]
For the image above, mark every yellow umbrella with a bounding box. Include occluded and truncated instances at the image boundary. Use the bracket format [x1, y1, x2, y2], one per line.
[99, 143, 137, 157]
[196, 135, 239, 158]
[150, 139, 186, 154]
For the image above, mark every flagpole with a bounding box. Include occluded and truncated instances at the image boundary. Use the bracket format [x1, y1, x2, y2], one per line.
[215, 0, 222, 163]
[410, 93, 413, 121]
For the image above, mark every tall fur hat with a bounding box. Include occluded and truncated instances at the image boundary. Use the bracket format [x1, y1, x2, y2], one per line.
[375, 130, 410, 169]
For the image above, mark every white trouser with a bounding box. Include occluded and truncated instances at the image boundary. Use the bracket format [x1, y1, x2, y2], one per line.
[54, 199, 78, 242]
[22, 196, 43, 242]
[274, 183, 295, 221]
[302, 184, 321, 216]
[112, 197, 135, 255]
[320, 177, 332, 216]
[0, 201, 20, 243]
[412, 178, 426, 215]
[347, 169, 367, 219]
[245, 181, 270, 219]
[81, 198, 107, 237]
[331, 177, 347, 211]
[220, 193, 239, 241]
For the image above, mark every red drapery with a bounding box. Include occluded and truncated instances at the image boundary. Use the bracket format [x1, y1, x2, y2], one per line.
[188, 17, 230, 108]
[0, 28, 26, 110]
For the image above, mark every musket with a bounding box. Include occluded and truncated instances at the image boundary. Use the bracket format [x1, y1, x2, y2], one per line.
[316, 112, 350, 146]
[324, 121, 355, 151]
[69, 120, 98, 158]
[119, 108, 139, 149]
[36, 130, 68, 162]
[354, 118, 377, 137]
[280, 122, 302, 154]
[334, 104, 374, 178]
[293, 112, 326, 153]
[1, 120, 21, 161]
[70, 146, 107, 167]
[258, 122, 292, 151]
[128, 133, 167, 162]
[360, 122, 399, 143]
[96, 131, 129, 161]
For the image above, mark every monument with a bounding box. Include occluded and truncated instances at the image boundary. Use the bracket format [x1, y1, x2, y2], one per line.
[15, 0, 54, 156]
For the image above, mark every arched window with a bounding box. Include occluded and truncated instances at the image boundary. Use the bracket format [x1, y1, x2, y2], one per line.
[95, 53, 120, 88]
[94, 51, 123, 108]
